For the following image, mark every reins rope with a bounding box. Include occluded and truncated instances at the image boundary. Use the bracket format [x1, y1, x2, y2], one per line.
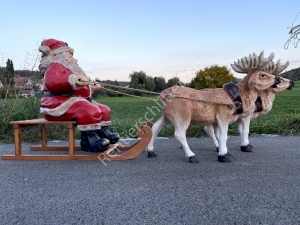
[94, 82, 161, 95]
[101, 87, 159, 101]
[92, 82, 238, 109]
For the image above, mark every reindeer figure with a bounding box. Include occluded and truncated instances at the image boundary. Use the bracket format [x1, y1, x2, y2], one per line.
[204, 59, 294, 153]
[147, 51, 281, 163]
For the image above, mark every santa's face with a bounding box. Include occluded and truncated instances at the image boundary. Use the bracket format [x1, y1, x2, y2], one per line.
[39, 50, 87, 78]
[39, 54, 53, 75]
[64, 51, 78, 65]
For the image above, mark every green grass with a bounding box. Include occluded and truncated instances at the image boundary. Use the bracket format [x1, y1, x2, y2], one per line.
[94, 95, 173, 138]
[0, 97, 71, 143]
[247, 80, 300, 135]
[0, 81, 299, 143]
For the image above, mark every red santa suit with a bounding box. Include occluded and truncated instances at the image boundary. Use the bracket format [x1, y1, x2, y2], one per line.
[39, 39, 111, 131]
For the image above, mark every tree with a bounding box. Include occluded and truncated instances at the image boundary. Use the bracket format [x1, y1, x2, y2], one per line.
[284, 12, 300, 49]
[284, 13, 300, 80]
[190, 78, 196, 88]
[193, 65, 236, 90]
[281, 68, 300, 80]
[5, 59, 15, 86]
[129, 70, 155, 94]
[129, 71, 147, 90]
[21, 41, 40, 72]
[166, 77, 181, 88]
[145, 76, 155, 92]
[154, 76, 166, 92]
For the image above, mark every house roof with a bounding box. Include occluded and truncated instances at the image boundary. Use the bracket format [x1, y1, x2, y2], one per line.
[14, 76, 29, 87]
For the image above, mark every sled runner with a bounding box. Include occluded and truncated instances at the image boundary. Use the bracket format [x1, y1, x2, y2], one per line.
[2, 118, 153, 161]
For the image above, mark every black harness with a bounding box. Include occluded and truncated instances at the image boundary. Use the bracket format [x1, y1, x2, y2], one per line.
[223, 82, 243, 114]
[254, 95, 263, 112]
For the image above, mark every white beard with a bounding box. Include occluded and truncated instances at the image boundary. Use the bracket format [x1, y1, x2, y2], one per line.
[39, 55, 52, 75]
[39, 52, 88, 78]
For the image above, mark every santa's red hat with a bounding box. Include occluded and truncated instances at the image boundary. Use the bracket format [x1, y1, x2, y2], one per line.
[39, 38, 74, 56]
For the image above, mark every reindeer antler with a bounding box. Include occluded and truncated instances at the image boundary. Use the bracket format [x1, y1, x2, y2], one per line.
[231, 51, 275, 73]
[261, 59, 289, 75]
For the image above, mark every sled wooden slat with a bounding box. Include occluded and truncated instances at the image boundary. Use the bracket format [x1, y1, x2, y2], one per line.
[2, 118, 153, 161]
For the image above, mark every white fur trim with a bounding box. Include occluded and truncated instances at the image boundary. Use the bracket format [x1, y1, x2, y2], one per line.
[68, 74, 78, 90]
[39, 46, 51, 56]
[101, 121, 111, 126]
[77, 123, 102, 131]
[89, 85, 92, 98]
[52, 46, 74, 55]
[91, 100, 98, 106]
[39, 46, 73, 56]
[40, 97, 88, 117]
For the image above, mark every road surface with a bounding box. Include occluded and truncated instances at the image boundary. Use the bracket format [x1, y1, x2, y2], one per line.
[0, 135, 300, 225]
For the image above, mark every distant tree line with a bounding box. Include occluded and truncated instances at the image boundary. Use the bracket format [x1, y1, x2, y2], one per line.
[91, 66, 237, 97]
[0, 67, 41, 78]
[281, 67, 300, 80]
[1, 57, 239, 98]
[0, 66, 41, 85]
[0, 59, 42, 98]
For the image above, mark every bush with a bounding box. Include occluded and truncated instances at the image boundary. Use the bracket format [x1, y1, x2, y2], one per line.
[0, 97, 80, 143]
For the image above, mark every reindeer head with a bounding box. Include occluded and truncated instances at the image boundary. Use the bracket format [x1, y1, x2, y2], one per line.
[231, 51, 281, 91]
[262, 60, 294, 93]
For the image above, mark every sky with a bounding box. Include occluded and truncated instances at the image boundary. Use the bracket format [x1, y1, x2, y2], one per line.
[1, 0, 300, 83]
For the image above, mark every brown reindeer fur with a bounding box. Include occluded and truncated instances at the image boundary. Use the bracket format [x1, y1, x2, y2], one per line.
[160, 71, 277, 127]
[147, 68, 279, 162]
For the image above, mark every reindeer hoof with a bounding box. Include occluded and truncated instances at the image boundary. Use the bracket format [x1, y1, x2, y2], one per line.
[241, 145, 253, 152]
[216, 148, 232, 156]
[189, 156, 199, 163]
[147, 151, 157, 158]
[218, 154, 232, 162]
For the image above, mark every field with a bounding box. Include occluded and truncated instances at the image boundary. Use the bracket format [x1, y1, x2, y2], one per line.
[0, 81, 299, 143]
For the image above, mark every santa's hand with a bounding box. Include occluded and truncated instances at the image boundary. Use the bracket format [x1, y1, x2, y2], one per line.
[76, 75, 89, 86]
[68, 74, 89, 89]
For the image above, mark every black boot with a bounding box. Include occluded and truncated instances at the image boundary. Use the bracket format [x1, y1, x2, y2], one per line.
[97, 126, 120, 144]
[80, 130, 110, 152]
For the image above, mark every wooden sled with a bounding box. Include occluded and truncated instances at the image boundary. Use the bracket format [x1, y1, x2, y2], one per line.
[2, 118, 153, 161]
[98, 121, 153, 161]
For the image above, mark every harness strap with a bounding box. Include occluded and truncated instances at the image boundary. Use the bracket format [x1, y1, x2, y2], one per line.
[254, 95, 263, 112]
[223, 82, 243, 114]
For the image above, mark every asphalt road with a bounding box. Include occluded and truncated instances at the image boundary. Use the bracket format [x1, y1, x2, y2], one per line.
[0, 135, 300, 225]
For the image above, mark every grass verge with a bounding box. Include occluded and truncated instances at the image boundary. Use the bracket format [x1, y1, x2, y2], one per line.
[0, 81, 299, 143]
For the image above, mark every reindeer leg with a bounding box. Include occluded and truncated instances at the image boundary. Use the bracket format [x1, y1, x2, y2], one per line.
[214, 124, 233, 156]
[217, 121, 231, 162]
[204, 125, 219, 151]
[146, 114, 170, 158]
[174, 123, 199, 163]
[238, 117, 253, 152]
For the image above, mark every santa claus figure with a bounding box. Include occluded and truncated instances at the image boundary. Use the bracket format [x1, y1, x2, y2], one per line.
[38, 38, 119, 152]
